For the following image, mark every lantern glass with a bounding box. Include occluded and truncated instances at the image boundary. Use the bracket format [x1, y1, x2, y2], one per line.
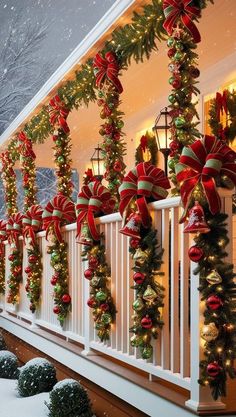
[90, 144, 105, 180]
[152, 107, 171, 176]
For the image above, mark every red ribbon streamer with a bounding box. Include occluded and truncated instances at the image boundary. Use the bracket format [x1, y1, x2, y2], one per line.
[163, 0, 201, 43]
[18, 131, 36, 159]
[49, 95, 70, 134]
[119, 162, 170, 228]
[93, 52, 123, 94]
[42, 194, 75, 242]
[176, 135, 236, 220]
[76, 181, 113, 241]
[140, 135, 148, 152]
[216, 90, 228, 122]
[0, 220, 6, 256]
[23, 205, 43, 246]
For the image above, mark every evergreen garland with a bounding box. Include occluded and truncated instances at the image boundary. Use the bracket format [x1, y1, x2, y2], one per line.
[6, 213, 23, 305]
[24, 241, 43, 313]
[18, 132, 37, 211]
[0, 151, 18, 217]
[129, 228, 165, 359]
[52, 129, 73, 198]
[194, 209, 236, 400]
[82, 242, 116, 342]
[0, 220, 7, 295]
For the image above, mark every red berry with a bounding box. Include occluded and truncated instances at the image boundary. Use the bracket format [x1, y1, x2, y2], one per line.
[28, 254, 37, 263]
[8, 254, 15, 261]
[25, 266, 32, 274]
[50, 277, 58, 286]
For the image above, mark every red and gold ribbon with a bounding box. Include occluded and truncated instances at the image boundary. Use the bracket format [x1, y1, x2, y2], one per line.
[176, 135, 236, 220]
[42, 194, 75, 242]
[163, 0, 201, 43]
[18, 131, 36, 159]
[119, 162, 170, 228]
[76, 181, 113, 241]
[23, 205, 43, 246]
[93, 51, 123, 94]
[49, 95, 70, 134]
[7, 213, 23, 245]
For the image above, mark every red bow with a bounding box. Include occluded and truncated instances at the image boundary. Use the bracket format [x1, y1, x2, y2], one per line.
[176, 135, 236, 220]
[23, 205, 43, 246]
[119, 162, 170, 228]
[163, 0, 201, 43]
[76, 181, 113, 241]
[42, 194, 75, 242]
[18, 131, 36, 159]
[140, 135, 148, 152]
[215, 90, 228, 122]
[7, 213, 23, 245]
[93, 52, 123, 94]
[49, 95, 70, 134]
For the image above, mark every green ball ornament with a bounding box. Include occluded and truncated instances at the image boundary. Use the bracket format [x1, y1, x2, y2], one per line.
[51, 252, 60, 263]
[173, 51, 184, 61]
[95, 322, 104, 330]
[55, 140, 62, 146]
[141, 345, 153, 360]
[168, 76, 175, 85]
[98, 90, 104, 98]
[54, 284, 62, 293]
[168, 94, 176, 104]
[174, 117, 186, 128]
[117, 120, 124, 129]
[95, 290, 107, 302]
[175, 41, 184, 51]
[167, 37, 175, 47]
[130, 335, 143, 347]
[101, 313, 112, 324]
[57, 156, 65, 164]
[132, 297, 144, 312]
[168, 158, 177, 171]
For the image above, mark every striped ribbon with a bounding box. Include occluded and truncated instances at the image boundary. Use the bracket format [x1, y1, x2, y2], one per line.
[119, 162, 170, 228]
[176, 135, 236, 220]
[76, 181, 112, 241]
[42, 194, 75, 242]
[93, 51, 123, 94]
[49, 95, 70, 134]
[23, 205, 43, 246]
[7, 213, 23, 245]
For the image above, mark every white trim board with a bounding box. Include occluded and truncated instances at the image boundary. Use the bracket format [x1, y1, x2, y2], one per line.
[0, 0, 135, 147]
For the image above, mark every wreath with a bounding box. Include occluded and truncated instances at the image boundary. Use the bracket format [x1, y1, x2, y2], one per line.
[208, 89, 236, 144]
[135, 132, 158, 166]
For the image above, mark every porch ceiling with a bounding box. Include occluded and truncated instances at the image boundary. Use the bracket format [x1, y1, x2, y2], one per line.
[6, 1, 236, 177]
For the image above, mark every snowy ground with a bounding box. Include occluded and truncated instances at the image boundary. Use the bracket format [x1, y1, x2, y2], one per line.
[0, 378, 49, 417]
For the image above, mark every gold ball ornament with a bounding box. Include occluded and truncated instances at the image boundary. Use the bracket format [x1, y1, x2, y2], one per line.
[206, 270, 222, 285]
[221, 175, 235, 190]
[143, 285, 157, 302]
[133, 248, 150, 265]
[201, 322, 219, 342]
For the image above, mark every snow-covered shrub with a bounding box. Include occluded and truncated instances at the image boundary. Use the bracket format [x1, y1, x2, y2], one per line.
[17, 357, 57, 397]
[0, 332, 6, 350]
[0, 350, 18, 378]
[46, 379, 93, 417]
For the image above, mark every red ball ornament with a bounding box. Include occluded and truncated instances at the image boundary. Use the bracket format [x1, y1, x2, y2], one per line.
[188, 246, 204, 262]
[133, 272, 145, 285]
[130, 238, 140, 249]
[104, 124, 113, 135]
[8, 254, 15, 261]
[206, 295, 223, 310]
[50, 276, 58, 286]
[100, 303, 109, 312]
[84, 269, 93, 280]
[113, 161, 122, 172]
[25, 266, 32, 274]
[141, 316, 152, 329]
[113, 132, 120, 141]
[87, 297, 96, 308]
[167, 47, 176, 58]
[61, 294, 71, 304]
[53, 306, 60, 314]
[28, 254, 37, 263]
[172, 79, 182, 89]
[52, 135, 58, 142]
[207, 362, 221, 378]
[89, 256, 99, 269]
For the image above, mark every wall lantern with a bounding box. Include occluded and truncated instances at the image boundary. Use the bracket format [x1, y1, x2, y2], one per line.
[152, 107, 171, 176]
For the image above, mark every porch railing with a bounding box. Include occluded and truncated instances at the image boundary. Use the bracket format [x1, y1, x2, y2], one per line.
[0, 190, 233, 411]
